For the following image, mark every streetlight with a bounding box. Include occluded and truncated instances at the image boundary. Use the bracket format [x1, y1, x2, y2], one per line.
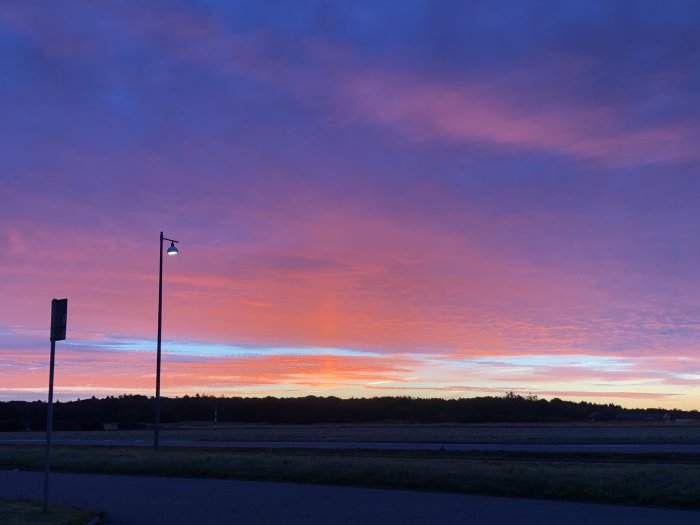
[155, 231, 179, 450]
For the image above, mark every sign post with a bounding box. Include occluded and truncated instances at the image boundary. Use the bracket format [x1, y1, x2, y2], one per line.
[44, 298, 67, 513]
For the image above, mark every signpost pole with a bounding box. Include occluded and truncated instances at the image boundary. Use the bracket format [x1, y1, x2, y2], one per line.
[43, 338, 56, 513]
[44, 298, 67, 513]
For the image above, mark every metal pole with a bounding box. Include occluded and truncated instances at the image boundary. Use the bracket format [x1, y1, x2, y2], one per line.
[43, 339, 56, 513]
[155, 231, 164, 450]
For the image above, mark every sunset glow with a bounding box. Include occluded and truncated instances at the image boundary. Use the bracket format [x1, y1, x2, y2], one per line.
[2, 1, 700, 408]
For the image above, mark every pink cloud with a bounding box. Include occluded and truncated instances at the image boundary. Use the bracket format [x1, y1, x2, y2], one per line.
[3, 2, 695, 168]
[114, 8, 698, 167]
[3, 2, 700, 408]
[341, 71, 694, 166]
[0, 345, 415, 397]
[0, 192, 691, 362]
[499, 366, 649, 383]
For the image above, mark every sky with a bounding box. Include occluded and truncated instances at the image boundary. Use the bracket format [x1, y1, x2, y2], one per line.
[1, 1, 700, 408]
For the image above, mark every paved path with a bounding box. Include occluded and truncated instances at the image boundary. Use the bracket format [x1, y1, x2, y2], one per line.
[4, 438, 700, 454]
[1, 470, 699, 525]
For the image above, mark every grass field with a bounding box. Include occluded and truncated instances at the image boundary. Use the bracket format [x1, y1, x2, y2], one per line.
[4, 421, 700, 444]
[0, 498, 97, 525]
[3, 424, 700, 510]
[1, 444, 700, 510]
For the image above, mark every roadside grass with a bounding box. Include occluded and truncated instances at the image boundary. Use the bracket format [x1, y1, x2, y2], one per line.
[1, 446, 700, 509]
[0, 498, 96, 525]
[4, 422, 700, 444]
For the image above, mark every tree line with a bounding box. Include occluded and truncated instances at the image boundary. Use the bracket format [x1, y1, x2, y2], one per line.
[0, 393, 695, 431]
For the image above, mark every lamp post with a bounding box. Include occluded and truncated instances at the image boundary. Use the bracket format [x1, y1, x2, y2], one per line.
[155, 231, 179, 450]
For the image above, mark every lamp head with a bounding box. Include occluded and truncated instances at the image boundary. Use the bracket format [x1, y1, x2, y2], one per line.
[167, 241, 179, 256]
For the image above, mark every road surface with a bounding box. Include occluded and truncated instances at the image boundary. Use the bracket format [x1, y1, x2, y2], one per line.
[1, 469, 699, 525]
[0, 470, 700, 525]
[3, 438, 700, 454]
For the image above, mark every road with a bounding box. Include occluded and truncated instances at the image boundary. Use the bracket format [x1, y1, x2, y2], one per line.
[2, 469, 699, 525]
[3, 438, 700, 453]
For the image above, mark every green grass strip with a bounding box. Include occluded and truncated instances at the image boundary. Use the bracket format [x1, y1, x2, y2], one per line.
[1, 446, 700, 509]
[0, 498, 96, 525]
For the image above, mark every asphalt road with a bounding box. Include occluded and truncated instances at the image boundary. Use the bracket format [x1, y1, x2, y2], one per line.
[3, 438, 700, 453]
[2, 469, 700, 525]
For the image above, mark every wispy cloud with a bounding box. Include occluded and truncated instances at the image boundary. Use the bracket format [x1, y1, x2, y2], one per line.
[2, 1, 700, 407]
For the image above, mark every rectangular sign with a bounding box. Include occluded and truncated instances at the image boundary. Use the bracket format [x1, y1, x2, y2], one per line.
[50, 298, 67, 341]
